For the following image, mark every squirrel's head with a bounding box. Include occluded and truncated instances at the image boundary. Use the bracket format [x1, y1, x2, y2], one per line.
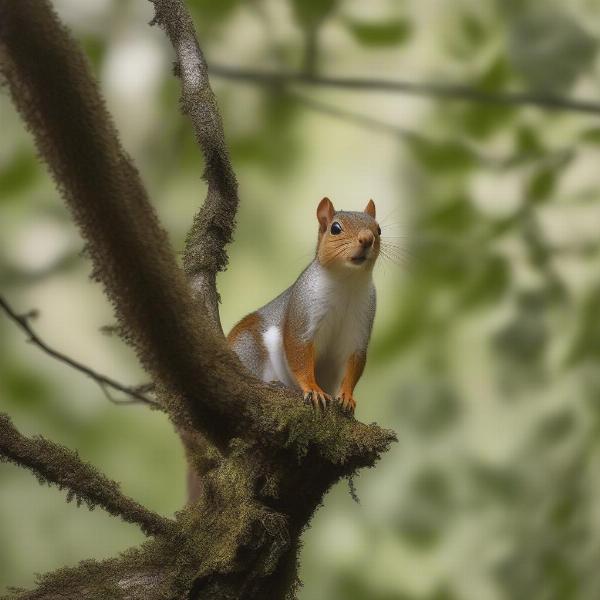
[316, 197, 380, 271]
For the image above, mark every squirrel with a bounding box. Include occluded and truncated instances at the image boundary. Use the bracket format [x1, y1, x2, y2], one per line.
[227, 197, 380, 414]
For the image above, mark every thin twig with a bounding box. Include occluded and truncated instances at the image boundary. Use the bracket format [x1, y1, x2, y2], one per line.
[0, 295, 159, 407]
[288, 91, 574, 170]
[289, 90, 421, 141]
[209, 64, 600, 117]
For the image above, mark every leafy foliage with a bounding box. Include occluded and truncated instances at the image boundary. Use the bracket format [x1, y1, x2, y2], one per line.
[344, 19, 412, 47]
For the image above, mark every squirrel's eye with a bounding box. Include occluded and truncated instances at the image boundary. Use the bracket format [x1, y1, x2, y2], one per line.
[330, 222, 342, 235]
[377, 225, 381, 236]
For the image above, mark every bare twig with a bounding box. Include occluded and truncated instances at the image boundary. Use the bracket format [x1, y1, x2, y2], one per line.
[150, 0, 239, 333]
[289, 90, 421, 140]
[289, 91, 576, 170]
[0, 412, 176, 537]
[0, 295, 159, 407]
[209, 64, 600, 117]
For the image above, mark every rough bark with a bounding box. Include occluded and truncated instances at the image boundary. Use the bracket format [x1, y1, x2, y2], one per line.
[150, 0, 239, 333]
[0, 1, 396, 598]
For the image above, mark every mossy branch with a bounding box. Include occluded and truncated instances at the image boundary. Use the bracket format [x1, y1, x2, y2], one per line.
[0, 3, 397, 596]
[0, 414, 175, 537]
[145, 0, 397, 470]
[0, 0, 396, 461]
[0, 0, 257, 451]
[150, 0, 239, 333]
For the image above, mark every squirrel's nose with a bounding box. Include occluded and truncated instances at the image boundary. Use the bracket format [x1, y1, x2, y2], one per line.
[358, 229, 374, 248]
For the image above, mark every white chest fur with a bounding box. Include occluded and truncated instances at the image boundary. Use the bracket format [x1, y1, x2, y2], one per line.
[259, 263, 375, 395]
[307, 268, 373, 391]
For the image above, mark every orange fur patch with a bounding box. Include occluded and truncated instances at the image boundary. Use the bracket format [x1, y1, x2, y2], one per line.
[339, 352, 366, 396]
[283, 321, 325, 394]
[227, 312, 266, 361]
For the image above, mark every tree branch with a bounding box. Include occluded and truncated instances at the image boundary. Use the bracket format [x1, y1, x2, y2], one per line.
[0, 413, 175, 537]
[288, 91, 572, 170]
[150, 0, 240, 334]
[0, 0, 394, 470]
[0, 0, 256, 451]
[289, 90, 421, 140]
[209, 64, 600, 117]
[146, 1, 396, 470]
[0, 3, 398, 596]
[0, 295, 159, 407]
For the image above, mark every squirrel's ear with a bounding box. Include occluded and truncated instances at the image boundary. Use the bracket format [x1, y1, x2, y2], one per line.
[364, 199, 376, 218]
[317, 197, 335, 232]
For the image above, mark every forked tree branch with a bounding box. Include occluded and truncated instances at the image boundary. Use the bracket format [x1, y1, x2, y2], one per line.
[0, 2, 396, 597]
[0, 413, 175, 537]
[209, 64, 600, 116]
[0, 0, 257, 451]
[0, 0, 396, 459]
[146, 0, 396, 465]
[150, 0, 239, 333]
[0, 0, 395, 460]
[0, 295, 159, 407]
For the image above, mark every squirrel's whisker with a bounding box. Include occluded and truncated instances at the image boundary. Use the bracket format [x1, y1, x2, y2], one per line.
[324, 246, 352, 266]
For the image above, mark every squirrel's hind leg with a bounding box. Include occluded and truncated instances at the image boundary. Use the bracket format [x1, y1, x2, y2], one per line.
[227, 312, 267, 380]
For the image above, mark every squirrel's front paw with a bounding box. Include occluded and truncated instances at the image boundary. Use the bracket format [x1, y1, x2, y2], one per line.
[302, 387, 331, 410]
[335, 389, 356, 414]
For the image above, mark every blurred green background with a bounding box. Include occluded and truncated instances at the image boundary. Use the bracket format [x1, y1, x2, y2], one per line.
[2, 0, 600, 598]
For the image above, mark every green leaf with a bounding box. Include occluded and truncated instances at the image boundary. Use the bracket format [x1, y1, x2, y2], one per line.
[469, 462, 524, 504]
[407, 138, 477, 172]
[461, 103, 516, 140]
[345, 18, 412, 47]
[81, 35, 106, 70]
[533, 411, 576, 447]
[526, 167, 557, 204]
[478, 55, 511, 92]
[1, 365, 49, 409]
[373, 296, 428, 358]
[397, 467, 454, 549]
[229, 91, 301, 175]
[0, 151, 39, 200]
[425, 197, 476, 232]
[508, 9, 597, 91]
[493, 311, 547, 365]
[516, 126, 545, 156]
[565, 284, 600, 365]
[394, 380, 462, 436]
[461, 13, 486, 46]
[444, 12, 491, 59]
[580, 128, 600, 145]
[189, 0, 241, 28]
[290, 0, 337, 29]
[459, 254, 511, 309]
[458, 57, 516, 139]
